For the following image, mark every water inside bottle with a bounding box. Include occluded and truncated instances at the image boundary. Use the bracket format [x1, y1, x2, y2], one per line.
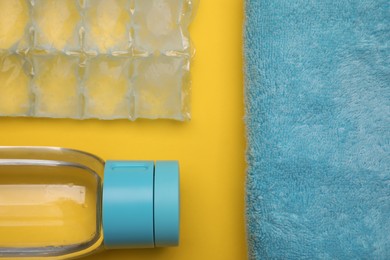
[0, 164, 100, 249]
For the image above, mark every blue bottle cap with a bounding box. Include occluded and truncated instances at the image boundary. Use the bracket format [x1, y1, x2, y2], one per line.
[102, 161, 180, 249]
[154, 161, 180, 247]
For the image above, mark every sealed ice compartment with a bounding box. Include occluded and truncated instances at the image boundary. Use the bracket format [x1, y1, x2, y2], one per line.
[32, 54, 81, 118]
[32, 0, 82, 52]
[84, 0, 131, 54]
[132, 0, 191, 54]
[0, 0, 30, 51]
[83, 55, 131, 119]
[133, 55, 190, 120]
[0, 53, 31, 116]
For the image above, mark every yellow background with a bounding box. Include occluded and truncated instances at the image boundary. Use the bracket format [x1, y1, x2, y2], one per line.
[0, 0, 247, 259]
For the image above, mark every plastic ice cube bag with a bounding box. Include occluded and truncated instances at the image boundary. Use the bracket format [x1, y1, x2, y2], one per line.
[0, 0, 197, 121]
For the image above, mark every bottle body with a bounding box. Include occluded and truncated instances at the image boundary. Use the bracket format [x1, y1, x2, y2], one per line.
[0, 147, 105, 259]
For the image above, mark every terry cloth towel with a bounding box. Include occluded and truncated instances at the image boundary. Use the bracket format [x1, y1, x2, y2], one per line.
[244, 0, 389, 259]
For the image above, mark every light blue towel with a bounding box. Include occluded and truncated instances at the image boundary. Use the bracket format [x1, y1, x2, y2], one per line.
[244, 0, 389, 259]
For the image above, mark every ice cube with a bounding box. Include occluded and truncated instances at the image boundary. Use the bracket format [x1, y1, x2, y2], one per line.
[32, 0, 81, 52]
[132, 0, 189, 54]
[83, 56, 131, 119]
[0, 0, 30, 51]
[0, 53, 31, 116]
[133, 55, 189, 120]
[84, 0, 131, 54]
[32, 54, 81, 118]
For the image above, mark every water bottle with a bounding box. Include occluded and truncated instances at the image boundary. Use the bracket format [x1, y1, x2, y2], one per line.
[0, 146, 179, 259]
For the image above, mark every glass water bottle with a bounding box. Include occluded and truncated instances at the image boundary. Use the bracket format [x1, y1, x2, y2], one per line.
[0, 146, 180, 259]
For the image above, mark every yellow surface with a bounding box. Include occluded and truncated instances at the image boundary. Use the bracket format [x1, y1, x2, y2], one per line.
[0, 0, 246, 259]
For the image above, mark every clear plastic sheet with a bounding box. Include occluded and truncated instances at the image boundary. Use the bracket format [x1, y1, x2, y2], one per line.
[0, 0, 197, 121]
